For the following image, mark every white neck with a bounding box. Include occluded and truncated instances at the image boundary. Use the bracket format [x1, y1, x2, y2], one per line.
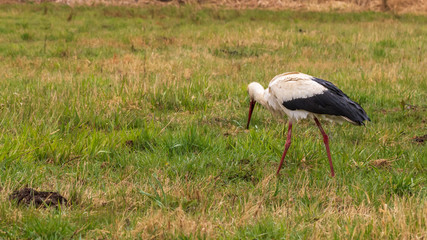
[248, 82, 267, 106]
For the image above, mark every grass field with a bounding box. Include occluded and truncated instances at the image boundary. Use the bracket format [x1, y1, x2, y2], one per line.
[0, 3, 426, 239]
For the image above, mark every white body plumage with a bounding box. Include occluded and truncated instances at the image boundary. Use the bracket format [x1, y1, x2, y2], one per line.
[247, 72, 368, 125]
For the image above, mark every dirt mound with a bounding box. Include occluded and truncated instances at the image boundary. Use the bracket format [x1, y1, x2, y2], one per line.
[413, 135, 427, 144]
[9, 187, 68, 207]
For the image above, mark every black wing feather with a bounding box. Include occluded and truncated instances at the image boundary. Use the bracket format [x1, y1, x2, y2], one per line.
[282, 78, 370, 125]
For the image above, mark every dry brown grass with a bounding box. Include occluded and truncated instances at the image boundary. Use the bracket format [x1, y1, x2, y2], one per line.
[370, 158, 394, 168]
[109, 174, 427, 239]
[8, 0, 427, 14]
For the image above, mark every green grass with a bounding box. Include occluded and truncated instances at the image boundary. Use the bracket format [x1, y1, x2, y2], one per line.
[0, 3, 426, 239]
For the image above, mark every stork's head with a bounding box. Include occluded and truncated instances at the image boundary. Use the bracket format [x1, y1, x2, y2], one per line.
[246, 82, 265, 129]
[247, 82, 265, 101]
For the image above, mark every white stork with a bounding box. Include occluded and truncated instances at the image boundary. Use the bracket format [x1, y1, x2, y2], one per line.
[246, 72, 370, 177]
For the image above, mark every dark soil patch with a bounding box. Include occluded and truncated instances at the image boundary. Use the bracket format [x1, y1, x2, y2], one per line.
[413, 135, 427, 144]
[125, 140, 134, 147]
[9, 188, 67, 207]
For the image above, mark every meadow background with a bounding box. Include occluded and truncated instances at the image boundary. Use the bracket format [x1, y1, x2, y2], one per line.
[0, 2, 426, 239]
[13, 0, 427, 14]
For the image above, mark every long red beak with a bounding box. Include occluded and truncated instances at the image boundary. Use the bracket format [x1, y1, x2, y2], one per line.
[246, 99, 256, 129]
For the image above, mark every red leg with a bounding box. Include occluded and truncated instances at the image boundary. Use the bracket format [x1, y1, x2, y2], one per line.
[276, 121, 293, 175]
[314, 117, 335, 177]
